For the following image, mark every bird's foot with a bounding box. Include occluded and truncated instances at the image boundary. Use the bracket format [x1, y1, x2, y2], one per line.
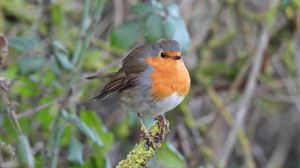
[145, 136, 158, 151]
[139, 124, 159, 151]
[154, 115, 170, 142]
[139, 115, 170, 151]
[138, 121, 155, 150]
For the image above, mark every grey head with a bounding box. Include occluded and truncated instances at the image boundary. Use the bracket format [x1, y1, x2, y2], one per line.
[120, 39, 182, 73]
[155, 39, 181, 53]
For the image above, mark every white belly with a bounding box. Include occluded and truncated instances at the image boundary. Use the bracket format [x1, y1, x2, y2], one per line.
[121, 91, 185, 117]
[148, 92, 184, 117]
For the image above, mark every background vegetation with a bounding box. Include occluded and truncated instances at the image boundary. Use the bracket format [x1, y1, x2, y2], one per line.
[0, 0, 300, 167]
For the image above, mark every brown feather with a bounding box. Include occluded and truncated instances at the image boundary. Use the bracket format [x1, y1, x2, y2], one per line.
[85, 72, 117, 80]
[93, 44, 158, 100]
[93, 72, 141, 100]
[93, 72, 126, 100]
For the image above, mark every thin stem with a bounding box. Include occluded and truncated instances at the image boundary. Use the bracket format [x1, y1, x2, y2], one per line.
[1, 91, 23, 135]
[219, 27, 269, 167]
[16, 99, 56, 119]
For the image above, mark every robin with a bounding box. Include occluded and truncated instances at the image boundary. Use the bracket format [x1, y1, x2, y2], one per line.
[93, 39, 190, 145]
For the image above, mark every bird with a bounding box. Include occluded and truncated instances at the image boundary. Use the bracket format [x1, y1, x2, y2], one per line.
[93, 39, 190, 146]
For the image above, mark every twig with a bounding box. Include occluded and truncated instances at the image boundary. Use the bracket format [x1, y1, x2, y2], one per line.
[266, 108, 298, 168]
[93, 10, 113, 38]
[0, 148, 2, 166]
[219, 26, 269, 167]
[208, 88, 255, 168]
[272, 39, 300, 122]
[113, 0, 124, 26]
[16, 99, 56, 119]
[295, 37, 300, 77]
[116, 120, 169, 168]
[195, 113, 215, 127]
[267, 128, 293, 168]
[0, 79, 23, 135]
[43, 0, 55, 58]
[252, 142, 267, 167]
[177, 124, 192, 159]
[0, 33, 8, 68]
[254, 91, 299, 103]
[42, 89, 72, 168]
[1, 160, 18, 168]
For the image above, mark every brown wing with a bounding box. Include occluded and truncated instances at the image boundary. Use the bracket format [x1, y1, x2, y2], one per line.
[93, 45, 150, 100]
[92, 72, 140, 100]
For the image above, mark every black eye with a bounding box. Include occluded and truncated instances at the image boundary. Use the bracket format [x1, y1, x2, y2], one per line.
[160, 52, 166, 58]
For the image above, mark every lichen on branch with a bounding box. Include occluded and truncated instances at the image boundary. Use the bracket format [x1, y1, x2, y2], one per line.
[116, 119, 169, 168]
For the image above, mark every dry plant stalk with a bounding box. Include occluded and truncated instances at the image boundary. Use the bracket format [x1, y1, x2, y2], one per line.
[0, 33, 8, 68]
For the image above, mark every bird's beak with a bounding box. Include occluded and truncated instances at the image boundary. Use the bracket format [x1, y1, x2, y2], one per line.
[172, 56, 181, 60]
[164, 51, 182, 60]
[165, 55, 181, 60]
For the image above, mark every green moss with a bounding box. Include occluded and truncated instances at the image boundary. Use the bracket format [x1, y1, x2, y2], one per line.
[116, 122, 166, 168]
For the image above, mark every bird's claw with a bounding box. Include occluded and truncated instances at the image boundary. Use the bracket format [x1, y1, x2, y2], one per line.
[154, 115, 170, 140]
[141, 127, 159, 151]
[140, 115, 170, 151]
[145, 136, 158, 151]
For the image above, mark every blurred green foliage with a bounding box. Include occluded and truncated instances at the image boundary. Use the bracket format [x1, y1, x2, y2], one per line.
[1, 0, 300, 167]
[0, 0, 189, 167]
[111, 1, 190, 51]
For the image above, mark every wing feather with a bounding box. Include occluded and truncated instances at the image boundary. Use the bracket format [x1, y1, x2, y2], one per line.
[93, 44, 154, 100]
[93, 73, 140, 100]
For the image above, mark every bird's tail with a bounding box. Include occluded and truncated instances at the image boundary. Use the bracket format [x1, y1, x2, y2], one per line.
[92, 72, 127, 101]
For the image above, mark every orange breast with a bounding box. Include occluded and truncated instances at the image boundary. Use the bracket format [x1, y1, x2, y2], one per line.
[145, 56, 190, 100]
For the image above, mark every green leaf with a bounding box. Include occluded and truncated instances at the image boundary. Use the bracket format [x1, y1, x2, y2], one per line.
[80, 0, 91, 35]
[52, 124, 66, 148]
[144, 14, 163, 43]
[55, 52, 74, 70]
[36, 98, 56, 132]
[163, 17, 176, 38]
[53, 41, 68, 54]
[51, 4, 63, 27]
[132, 4, 153, 15]
[105, 156, 112, 168]
[53, 41, 74, 70]
[156, 142, 185, 168]
[13, 77, 39, 97]
[9, 36, 39, 52]
[71, 40, 83, 65]
[64, 113, 103, 146]
[17, 134, 35, 168]
[282, 0, 292, 6]
[17, 55, 45, 75]
[80, 110, 113, 152]
[49, 56, 62, 76]
[82, 49, 103, 71]
[42, 68, 56, 87]
[0, 0, 39, 22]
[111, 21, 141, 49]
[67, 137, 84, 165]
[93, 0, 107, 21]
[61, 126, 72, 146]
[163, 4, 190, 52]
[43, 123, 65, 168]
[166, 3, 180, 17]
[112, 115, 129, 138]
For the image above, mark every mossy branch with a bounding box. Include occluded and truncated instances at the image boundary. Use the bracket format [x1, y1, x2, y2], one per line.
[116, 119, 169, 168]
